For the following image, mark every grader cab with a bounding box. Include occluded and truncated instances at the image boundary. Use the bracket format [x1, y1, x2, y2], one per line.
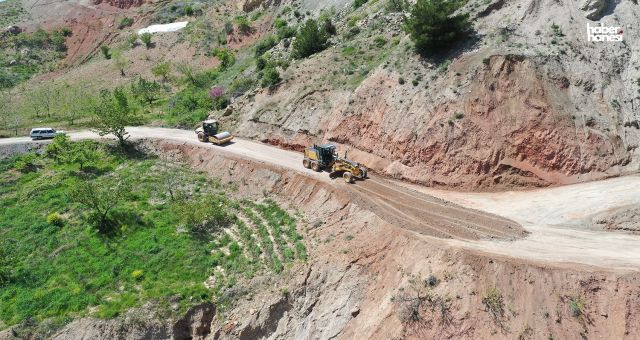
[195, 120, 234, 145]
[303, 144, 367, 183]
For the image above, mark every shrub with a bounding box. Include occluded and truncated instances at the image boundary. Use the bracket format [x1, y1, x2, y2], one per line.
[256, 56, 267, 70]
[374, 35, 387, 48]
[127, 33, 138, 47]
[118, 17, 134, 29]
[131, 269, 144, 280]
[454, 111, 464, 119]
[405, 0, 471, 55]
[213, 48, 235, 69]
[223, 21, 234, 35]
[292, 19, 328, 59]
[235, 16, 252, 35]
[46, 212, 65, 227]
[255, 35, 277, 57]
[354, 0, 368, 8]
[100, 45, 111, 59]
[152, 61, 171, 81]
[229, 78, 255, 97]
[60, 26, 73, 37]
[15, 152, 39, 173]
[322, 19, 336, 36]
[261, 67, 280, 88]
[386, 0, 408, 12]
[209, 86, 229, 109]
[482, 287, 505, 323]
[140, 32, 153, 48]
[184, 5, 194, 16]
[398, 77, 405, 84]
[569, 296, 585, 317]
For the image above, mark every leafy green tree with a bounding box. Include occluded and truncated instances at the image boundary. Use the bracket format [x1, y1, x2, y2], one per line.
[45, 134, 72, 163]
[111, 49, 129, 77]
[67, 141, 101, 172]
[58, 84, 95, 126]
[152, 61, 171, 82]
[292, 19, 328, 59]
[70, 176, 131, 234]
[140, 32, 153, 48]
[131, 77, 162, 105]
[405, 0, 471, 55]
[91, 88, 139, 146]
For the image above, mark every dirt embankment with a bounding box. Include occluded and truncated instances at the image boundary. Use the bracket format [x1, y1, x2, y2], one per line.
[237, 53, 632, 190]
[137, 139, 640, 339]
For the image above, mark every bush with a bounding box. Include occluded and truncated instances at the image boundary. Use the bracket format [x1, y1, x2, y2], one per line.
[229, 78, 255, 97]
[261, 67, 280, 88]
[569, 296, 585, 317]
[47, 212, 65, 227]
[127, 33, 138, 47]
[354, 0, 368, 8]
[235, 16, 252, 35]
[152, 61, 171, 81]
[131, 270, 144, 280]
[140, 32, 153, 48]
[292, 19, 328, 59]
[59, 26, 73, 37]
[256, 56, 267, 70]
[213, 48, 235, 69]
[118, 17, 134, 29]
[386, 0, 408, 12]
[15, 152, 39, 173]
[209, 86, 229, 110]
[405, 0, 471, 55]
[100, 45, 111, 59]
[255, 35, 277, 57]
[482, 287, 505, 323]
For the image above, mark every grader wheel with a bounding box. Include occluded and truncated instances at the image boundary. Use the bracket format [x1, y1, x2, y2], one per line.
[197, 132, 206, 142]
[311, 162, 321, 172]
[303, 159, 311, 169]
[343, 172, 354, 184]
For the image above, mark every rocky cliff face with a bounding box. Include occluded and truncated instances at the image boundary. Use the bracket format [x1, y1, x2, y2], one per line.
[229, 0, 640, 189]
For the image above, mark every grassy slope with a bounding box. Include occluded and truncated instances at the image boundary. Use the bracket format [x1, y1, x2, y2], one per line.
[0, 141, 306, 331]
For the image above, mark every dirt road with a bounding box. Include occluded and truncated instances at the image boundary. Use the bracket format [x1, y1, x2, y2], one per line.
[3, 127, 640, 270]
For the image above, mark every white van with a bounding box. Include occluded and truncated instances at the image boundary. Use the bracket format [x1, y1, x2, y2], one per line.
[30, 128, 63, 140]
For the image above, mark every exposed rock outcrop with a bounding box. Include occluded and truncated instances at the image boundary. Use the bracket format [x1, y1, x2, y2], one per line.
[579, 0, 608, 20]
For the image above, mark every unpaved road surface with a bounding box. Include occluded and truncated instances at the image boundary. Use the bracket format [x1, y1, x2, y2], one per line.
[3, 127, 640, 270]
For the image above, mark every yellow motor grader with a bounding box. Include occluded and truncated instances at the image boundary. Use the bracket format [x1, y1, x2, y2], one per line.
[303, 144, 367, 183]
[195, 120, 234, 145]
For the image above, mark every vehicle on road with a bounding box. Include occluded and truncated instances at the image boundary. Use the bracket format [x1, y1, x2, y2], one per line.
[195, 120, 234, 145]
[303, 143, 367, 183]
[30, 128, 65, 140]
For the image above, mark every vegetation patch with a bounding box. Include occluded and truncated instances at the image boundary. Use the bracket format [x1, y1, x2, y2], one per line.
[0, 140, 306, 331]
[0, 27, 70, 89]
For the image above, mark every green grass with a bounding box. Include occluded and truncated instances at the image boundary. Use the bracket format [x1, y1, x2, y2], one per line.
[0, 0, 28, 27]
[0, 141, 306, 331]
